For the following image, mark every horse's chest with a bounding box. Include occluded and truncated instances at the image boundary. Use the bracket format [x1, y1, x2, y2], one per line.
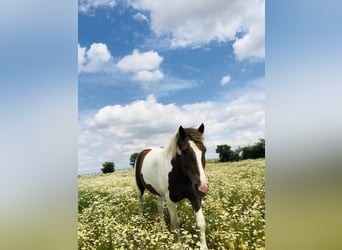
[168, 170, 193, 202]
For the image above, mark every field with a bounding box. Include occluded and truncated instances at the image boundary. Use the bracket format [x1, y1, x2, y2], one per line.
[78, 159, 265, 250]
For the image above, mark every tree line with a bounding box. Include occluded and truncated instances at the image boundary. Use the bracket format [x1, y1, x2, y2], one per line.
[216, 138, 265, 162]
[100, 138, 265, 173]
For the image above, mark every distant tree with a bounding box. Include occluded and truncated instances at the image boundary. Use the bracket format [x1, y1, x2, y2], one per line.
[241, 139, 265, 159]
[241, 146, 255, 159]
[216, 144, 230, 162]
[130, 152, 139, 168]
[254, 138, 265, 158]
[216, 144, 240, 162]
[235, 146, 243, 158]
[101, 161, 115, 174]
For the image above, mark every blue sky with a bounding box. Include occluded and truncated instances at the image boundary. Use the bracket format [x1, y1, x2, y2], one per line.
[78, 0, 265, 174]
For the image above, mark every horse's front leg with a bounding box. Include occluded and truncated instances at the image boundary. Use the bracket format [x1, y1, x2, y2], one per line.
[157, 196, 165, 222]
[195, 207, 208, 250]
[165, 195, 180, 229]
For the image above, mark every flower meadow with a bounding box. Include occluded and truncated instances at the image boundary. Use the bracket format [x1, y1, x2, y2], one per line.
[78, 159, 265, 250]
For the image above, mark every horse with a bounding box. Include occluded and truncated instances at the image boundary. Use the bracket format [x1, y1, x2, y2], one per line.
[134, 123, 209, 250]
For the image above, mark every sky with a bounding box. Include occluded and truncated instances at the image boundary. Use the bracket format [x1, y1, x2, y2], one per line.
[78, 0, 265, 175]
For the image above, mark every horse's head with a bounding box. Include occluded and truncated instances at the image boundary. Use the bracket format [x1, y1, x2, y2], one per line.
[176, 123, 209, 196]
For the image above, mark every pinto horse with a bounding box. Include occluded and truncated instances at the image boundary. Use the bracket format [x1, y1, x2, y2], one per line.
[134, 123, 209, 249]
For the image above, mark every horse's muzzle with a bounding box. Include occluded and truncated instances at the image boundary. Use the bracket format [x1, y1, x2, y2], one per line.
[194, 183, 209, 196]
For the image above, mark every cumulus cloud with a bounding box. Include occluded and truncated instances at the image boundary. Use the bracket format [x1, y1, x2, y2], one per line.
[78, 44, 86, 68]
[79, 0, 116, 14]
[78, 43, 113, 74]
[117, 49, 164, 82]
[117, 49, 163, 72]
[79, 93, 265, 174]
[90, 95, 181, 132]
[79, 130, 103, 147]
[221, 75, 231, 86]
[132, 0, 264, 60]
[233, 12, 265, 61]
[133, 69, 164, 82]
[133, 12, 148, 22]
[79, 1, 264, 60]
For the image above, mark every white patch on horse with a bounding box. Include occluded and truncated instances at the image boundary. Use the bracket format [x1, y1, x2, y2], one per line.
[188, 140, 207, 186]
[140, 147, 173, 195]
[195, 207, 207, 249]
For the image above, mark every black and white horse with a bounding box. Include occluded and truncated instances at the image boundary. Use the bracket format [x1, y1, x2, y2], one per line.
[134, 124, 209, 249]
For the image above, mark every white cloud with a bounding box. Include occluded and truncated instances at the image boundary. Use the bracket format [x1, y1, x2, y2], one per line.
[79, 92, 265, 174]
[117, 49, 164, 82]
[117, 49, 163, 72]
[78, 44, 86, 69]
[79, 130, 103, 147]
[79, 0, 116, 14]
[133, 69, 164, 82]
[78, 43, 112, 74]
[221, 75, 231, 86]
[132, 0, 264, 60]
[233, 15, 265, 61]
[90, 95, 181, 132]
[133, 13, 148, 22]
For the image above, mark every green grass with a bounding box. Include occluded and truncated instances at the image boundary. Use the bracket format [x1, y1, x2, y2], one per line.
[78, 159, 265, 250]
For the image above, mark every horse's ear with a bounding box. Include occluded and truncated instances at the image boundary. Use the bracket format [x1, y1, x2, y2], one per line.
[179, 125, 186, 140]
[198, 123, 204, 134]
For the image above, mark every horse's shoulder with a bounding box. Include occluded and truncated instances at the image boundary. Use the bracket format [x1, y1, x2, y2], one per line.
[168, 158, 190, 201]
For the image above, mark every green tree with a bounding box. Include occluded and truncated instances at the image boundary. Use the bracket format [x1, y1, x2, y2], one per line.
[254, 138, 265, 158]
[241, 146, 255, 159]
[101, 161, 115, 174]
[130, 152, 139, 168]
[241, 139, 265, 159]
[216, 144, 240, 162]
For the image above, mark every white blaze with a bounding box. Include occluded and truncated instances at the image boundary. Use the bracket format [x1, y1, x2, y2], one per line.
[188, 140, 207, 185]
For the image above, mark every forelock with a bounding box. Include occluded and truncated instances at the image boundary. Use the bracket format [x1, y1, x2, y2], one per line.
[183, 128, 203, 144]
